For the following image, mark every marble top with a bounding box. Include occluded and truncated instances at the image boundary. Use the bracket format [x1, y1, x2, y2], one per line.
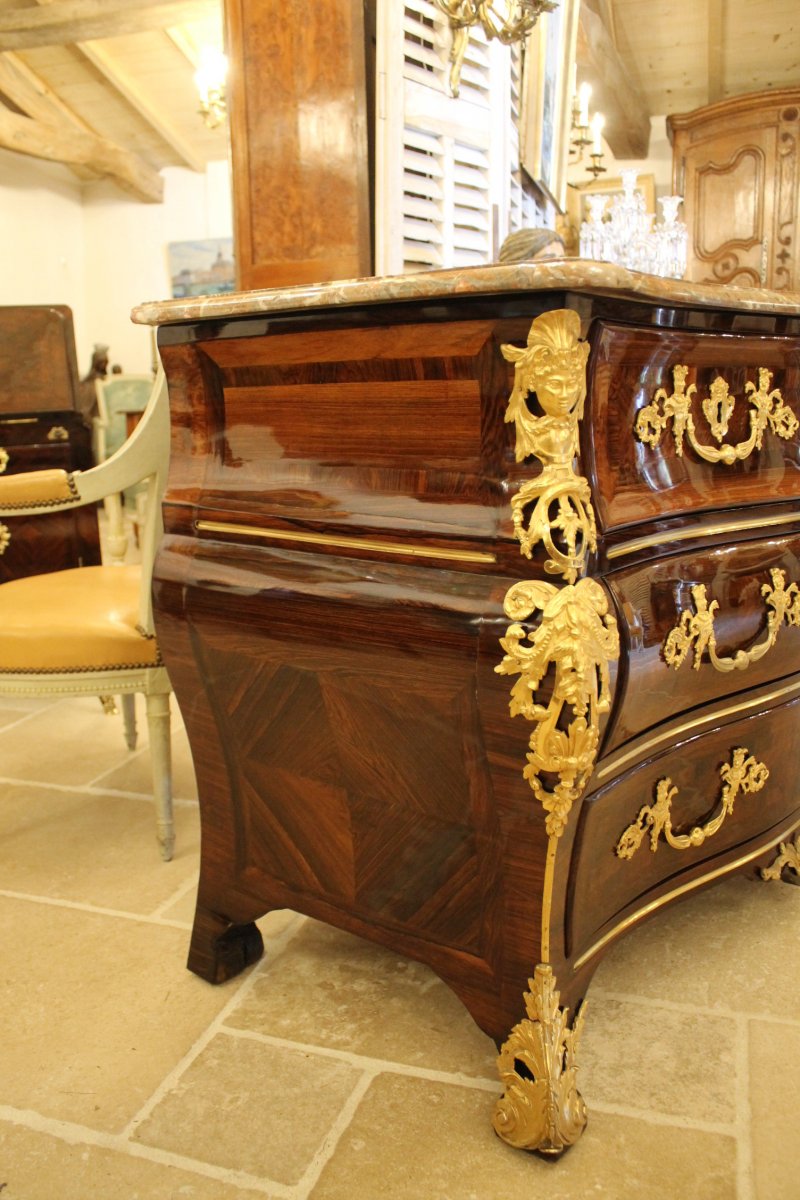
[131, 259, 800, 326]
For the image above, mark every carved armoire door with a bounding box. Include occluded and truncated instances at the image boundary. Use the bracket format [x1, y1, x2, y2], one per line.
[668, 90, 800, 290]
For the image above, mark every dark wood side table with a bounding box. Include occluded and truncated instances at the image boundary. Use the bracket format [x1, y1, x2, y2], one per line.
[134, 262, 800, 1157]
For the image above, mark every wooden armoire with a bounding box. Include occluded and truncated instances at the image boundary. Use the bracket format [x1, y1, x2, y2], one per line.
[668, 89, 800, 291]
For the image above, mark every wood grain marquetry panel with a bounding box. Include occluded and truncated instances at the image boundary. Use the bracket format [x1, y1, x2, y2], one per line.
[186, 574, 502, 954]
[602, 534, 800, 751]
[585, 322, 800, 532]
[567, 693, 800, 960]
[163, 315, 519, 543]
[223, 380, 481, 465]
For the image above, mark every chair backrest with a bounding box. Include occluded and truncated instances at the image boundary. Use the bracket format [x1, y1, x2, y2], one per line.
[95, 374, 153, 460]
[0, 368, 170, 637]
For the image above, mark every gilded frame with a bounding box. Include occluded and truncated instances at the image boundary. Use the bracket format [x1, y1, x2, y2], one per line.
[520, 0, 579, 212]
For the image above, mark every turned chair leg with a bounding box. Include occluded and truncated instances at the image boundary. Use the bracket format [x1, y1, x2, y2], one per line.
[145, 691, 174, 861]
[121, 693, 137, 750]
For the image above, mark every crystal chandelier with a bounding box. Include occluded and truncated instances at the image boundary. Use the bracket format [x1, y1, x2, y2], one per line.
[434, 0, 556, 96]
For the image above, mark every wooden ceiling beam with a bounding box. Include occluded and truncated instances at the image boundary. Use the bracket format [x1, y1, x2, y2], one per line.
[0, 1, 216, 51]
[0, 55, 163, 201]
[76, 41, 206, 173]
[577, 0, 651, 159]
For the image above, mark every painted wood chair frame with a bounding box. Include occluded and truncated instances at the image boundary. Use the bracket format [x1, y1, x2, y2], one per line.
[0, 369, 174, 860]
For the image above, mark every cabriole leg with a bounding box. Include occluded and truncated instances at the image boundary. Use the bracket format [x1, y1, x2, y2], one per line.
[493, 964, 588, 1157]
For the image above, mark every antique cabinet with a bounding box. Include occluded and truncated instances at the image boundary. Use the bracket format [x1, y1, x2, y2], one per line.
[224, 0, 372, 289]
[134, 262, 800, 1157]
[0, 305, 100, 582]
[668, 88, 800, 290]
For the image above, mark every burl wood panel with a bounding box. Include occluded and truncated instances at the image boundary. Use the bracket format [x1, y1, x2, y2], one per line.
[225, 0, 371, 290]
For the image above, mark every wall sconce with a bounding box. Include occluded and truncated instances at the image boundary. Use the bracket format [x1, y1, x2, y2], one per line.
[194, 46, 228, 129]
[434, 0, 556, 97]
[569, 80, 606, 178]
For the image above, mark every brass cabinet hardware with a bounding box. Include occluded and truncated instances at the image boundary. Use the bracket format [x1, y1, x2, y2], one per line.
[501, 310, 595, 584]
[497, 577, 620, 844]
[0, 522, 9, 554]
[0, 447, 8, 474]
[615, 747, 769, 859]
[195, 519, 496, 564]
[494, 964, 587, 1155]
[761, 834, 800, 881]
[635, 364, 798, 464]
[47, 425, 69, 442]
[664, 568, 800, 673]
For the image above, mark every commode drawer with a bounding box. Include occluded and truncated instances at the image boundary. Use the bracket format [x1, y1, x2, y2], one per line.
[566, 685, 800, 961]
[584, 321, 800, 533]
[604, 531, 800, 751]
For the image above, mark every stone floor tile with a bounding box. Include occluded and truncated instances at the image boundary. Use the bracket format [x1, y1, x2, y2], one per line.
[581, 993, 738, 1123]
[0, 706, 34, 731]
[310, 1073, 738, 1200]
[0, 696, 141, 787]
[0, 1121, 276, 1200]
[95, 729, 198, 801]
[133, 1030, 363, 1185]
[591, 876, 800, 1020]
[0, 783, 199, 911]
[749, 1018, 800, 1200]
[0, 898, 247, 1132]
[226, 919, 497, 1079]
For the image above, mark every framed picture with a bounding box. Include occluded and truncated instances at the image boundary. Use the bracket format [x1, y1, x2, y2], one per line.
[520, 0, 580, 213]
[167, 238, 235, 299]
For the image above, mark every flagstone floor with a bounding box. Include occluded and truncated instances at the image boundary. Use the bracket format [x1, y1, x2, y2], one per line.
[0, 690, 797, 1199]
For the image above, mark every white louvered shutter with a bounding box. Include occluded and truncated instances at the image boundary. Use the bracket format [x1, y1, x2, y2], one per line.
[375, 0, 542, 275]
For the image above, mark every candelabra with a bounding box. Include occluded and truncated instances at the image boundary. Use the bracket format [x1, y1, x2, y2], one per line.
[579, 170, 688, 279]
[569, 81, 605, 179]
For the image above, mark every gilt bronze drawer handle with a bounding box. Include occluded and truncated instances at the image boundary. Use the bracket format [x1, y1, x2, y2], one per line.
[47, 426, 69, 442]
[635, 364, 798, 464]
[0, 447, 8, 474]
[664, 568, 800, 673]
[0, 522, 10, 555]
[615, 747, 769, 859]
[501, 310, 595, 584]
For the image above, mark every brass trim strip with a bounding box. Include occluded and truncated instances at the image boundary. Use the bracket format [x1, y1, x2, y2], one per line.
[572, 815, 800, 971]
[0, 417, 37, 425]
[595, 678, 800, 783]
[196, 519, 497, 564]
[607, 511, 800, 560]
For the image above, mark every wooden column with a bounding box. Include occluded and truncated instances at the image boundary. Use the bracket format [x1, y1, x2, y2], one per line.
[224, 0, 372, 290]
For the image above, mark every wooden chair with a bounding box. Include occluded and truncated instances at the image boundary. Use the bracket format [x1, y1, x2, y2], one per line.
[0, 369, 174, 860]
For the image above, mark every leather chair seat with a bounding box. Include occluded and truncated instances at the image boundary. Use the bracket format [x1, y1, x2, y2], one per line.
[0, 565, 160, 672]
